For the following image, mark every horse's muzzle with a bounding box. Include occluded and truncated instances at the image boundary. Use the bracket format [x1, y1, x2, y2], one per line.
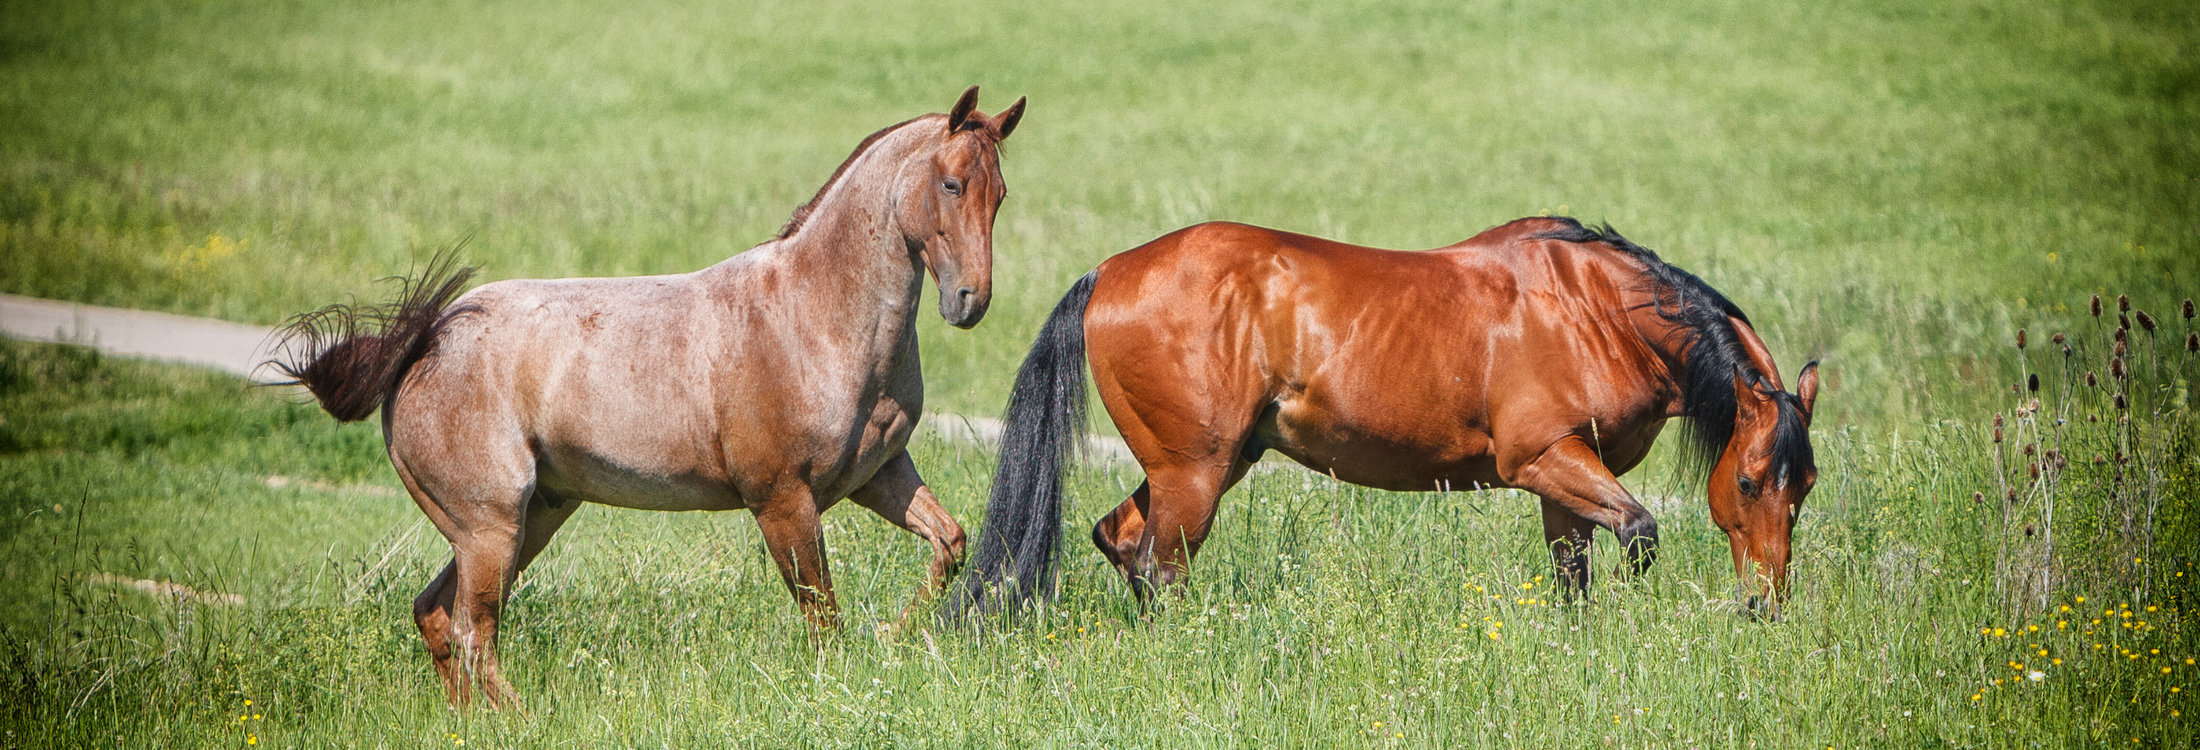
[941, 286, 989, 329]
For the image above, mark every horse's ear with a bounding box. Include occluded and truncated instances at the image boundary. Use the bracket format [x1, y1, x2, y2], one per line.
[990, 96, 1026, 140]
[1796, 360, 1821, 422]
[947, 86, 980, 133]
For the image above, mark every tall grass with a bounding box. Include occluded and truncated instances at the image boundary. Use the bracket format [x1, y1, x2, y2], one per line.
[0, 337, 2192, 746]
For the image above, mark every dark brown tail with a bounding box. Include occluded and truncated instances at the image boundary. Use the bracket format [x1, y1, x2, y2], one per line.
[267, 251, 476, 422]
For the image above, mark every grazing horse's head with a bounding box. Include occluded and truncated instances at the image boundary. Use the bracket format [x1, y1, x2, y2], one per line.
[896, 85, 1024, 329]
[1706, 360, 1820, 619]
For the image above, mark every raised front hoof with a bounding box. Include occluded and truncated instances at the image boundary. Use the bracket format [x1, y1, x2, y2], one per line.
[1616, 518, 1661, 578]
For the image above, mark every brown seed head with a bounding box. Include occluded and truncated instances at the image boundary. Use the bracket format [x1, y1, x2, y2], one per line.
[2184, 298, 2195, 319]
[2115, 339, 2127, 357]
[2016, 329, 2027, 348]
[1992, 426, 2004, 443]
[2093, 454, 2106, 466]
[2022, 443, 2036, 456]
[2187, 332, 2198, 352]
[2137, 311, 2156, 332]
[1993, 413, 2004, 428]
[2091, 295, 2103, 317]
[1971, 491, 1983, 505]
[2052, 332, 2066, 345]
[2085, 371, 2098, 388]
[2027, 373, 2039, 392]
[2118, 294, 2130, 312]
[2115, 393, 2128, 410]
[2119, 314, 2131, 331]
[2111, 358, 2125, 379]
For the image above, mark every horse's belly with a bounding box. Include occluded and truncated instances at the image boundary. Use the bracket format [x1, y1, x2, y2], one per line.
[1264, 403, 1506, 492]
[536, 450, 745, 512]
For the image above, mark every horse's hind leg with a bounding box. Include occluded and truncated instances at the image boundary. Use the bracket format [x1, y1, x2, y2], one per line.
[392, 444, 539, 709]
[1125, 455, 1255, 599]
[847, 450, 967, 627]
[1092, 483, 1151, 580]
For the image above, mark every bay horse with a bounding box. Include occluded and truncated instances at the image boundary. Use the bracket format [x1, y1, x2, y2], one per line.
[270, 87, 1024, 707]
[950, 216, 1819, 619]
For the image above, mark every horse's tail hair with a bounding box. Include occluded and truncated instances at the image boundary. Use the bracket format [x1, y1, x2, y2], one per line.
[266, 249, 476, 423]
[945, 269, 1098, 621]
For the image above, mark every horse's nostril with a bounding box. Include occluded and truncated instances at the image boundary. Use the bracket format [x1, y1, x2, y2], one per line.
[957, 287, 975, 301]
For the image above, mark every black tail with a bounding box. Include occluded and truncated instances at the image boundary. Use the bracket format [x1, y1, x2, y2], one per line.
[945, 270, 1098, 620]
[267, 250, 476, 422]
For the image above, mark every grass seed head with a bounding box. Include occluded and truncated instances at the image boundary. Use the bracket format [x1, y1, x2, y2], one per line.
[2027, 373, 2039, 392]
[2052, 331, 2066, 345]
[2183, 298, 2194, 319]
[2092, 294, 2103, 317]
[2185, 332, 2197, 352]
[2118, 294, 2130, 313]
[2016, 328, 2027, 348]
[2136, 311, 2155, 332]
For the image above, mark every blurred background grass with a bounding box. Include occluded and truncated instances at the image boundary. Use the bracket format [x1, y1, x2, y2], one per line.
[3, 0, 2197, 746]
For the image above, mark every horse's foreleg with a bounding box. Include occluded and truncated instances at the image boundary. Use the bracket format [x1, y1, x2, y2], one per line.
[1538, 498, 1597, 598]
[1508, 436, 1660, 584]
[753, 485, 838, 629]
[848, 451, 967, 627]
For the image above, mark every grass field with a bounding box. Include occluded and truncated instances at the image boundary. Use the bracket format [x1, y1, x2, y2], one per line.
[3, 0, 2198, 746]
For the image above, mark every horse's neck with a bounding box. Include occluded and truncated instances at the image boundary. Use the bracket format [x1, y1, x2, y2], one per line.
[705, 131, 927, 346]
[1623, 293, 1704, 416]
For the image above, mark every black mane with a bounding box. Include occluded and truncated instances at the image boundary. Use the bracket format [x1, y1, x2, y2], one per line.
[1533, 217, 1814, 488]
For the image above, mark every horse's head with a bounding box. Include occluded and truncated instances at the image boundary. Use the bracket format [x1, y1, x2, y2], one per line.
[1706, 360, 1820, 620]
[897, 85, 1024, 329]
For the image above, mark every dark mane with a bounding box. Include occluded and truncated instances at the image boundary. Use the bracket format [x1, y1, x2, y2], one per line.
[1532, 217, 1814, 488]
[776, 115, 933, 239]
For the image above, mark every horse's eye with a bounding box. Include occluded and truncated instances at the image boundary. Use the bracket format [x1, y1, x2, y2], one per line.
[941, 177, 963, 196]
[1738, 475, 1759, 497]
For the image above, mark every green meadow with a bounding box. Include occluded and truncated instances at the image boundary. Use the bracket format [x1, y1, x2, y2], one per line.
[2, 0, 2196, 746]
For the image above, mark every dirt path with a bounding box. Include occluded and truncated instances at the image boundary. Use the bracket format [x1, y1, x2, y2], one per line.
[1, 293, 285, 383]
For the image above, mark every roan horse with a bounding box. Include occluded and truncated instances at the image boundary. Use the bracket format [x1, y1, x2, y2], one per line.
[271, 87, 1024, 707]
[949, 216, 1819, 619]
